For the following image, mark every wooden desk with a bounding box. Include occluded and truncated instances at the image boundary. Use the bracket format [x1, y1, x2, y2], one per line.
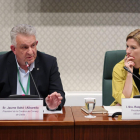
[0, 107, 74, 140]
[72, 106, 140, 140]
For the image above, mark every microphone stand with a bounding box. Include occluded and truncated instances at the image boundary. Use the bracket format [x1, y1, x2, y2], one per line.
[123, 66, 140, 80]
[112, 66, 140, 117]
[25, 62, 41, 99]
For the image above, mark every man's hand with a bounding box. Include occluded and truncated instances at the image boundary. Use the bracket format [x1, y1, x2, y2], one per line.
[45, 92, 63, 110]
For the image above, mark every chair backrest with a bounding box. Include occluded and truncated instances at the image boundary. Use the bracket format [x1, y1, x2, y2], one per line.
[0, 51, 7, 55]
[102, 50, 126, 106]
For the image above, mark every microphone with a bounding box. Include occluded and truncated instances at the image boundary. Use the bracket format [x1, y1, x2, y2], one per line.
[123, 66, 140, 80]
[111, 66, 140, 118]
[25, 62, 41, 99]
[124, 66, 140, 99]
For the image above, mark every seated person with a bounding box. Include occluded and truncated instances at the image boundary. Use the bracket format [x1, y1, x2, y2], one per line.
[111, 29, 140, 106]
[0, 24, 65, 110]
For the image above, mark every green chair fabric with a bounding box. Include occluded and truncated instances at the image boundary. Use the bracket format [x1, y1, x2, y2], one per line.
[0, 51, 7, 55]
[102, 50, 126, 106]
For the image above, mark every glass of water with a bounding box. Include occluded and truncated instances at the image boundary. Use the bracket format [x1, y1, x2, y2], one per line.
[84, 98, 96, 118]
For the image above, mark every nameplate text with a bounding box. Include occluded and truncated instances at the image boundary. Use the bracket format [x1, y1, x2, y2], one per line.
[122, 98, 140, 120]
[0, 100, 43, 120]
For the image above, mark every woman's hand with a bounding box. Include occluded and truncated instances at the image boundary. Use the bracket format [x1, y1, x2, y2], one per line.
[124, 55, 135, 73]
[123, 55, 135, 98]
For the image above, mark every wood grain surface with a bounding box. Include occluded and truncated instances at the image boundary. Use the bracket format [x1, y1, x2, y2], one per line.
[0, 107, 74, 140]
[72, 106, 140, 140]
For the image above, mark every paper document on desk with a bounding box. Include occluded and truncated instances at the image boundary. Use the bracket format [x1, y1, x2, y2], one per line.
[104, 106, 122, 116]
[43, 106, 63, 114]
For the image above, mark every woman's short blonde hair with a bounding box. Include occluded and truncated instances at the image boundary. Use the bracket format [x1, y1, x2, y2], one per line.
[126, 29, 140, 45]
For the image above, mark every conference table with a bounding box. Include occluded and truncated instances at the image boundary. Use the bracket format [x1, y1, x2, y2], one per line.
[0, 107, 74, 140]
[0, 106, 140, 140]
[71, 106, 140, 140]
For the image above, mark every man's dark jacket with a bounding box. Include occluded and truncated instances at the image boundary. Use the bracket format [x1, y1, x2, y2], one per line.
[0, 51, 65, 108]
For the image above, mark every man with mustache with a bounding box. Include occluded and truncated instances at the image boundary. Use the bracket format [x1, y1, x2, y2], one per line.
[0, 24, 65, 110]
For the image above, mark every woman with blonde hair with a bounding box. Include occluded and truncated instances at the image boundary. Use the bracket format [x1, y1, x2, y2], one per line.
[111, 29, 140, 106]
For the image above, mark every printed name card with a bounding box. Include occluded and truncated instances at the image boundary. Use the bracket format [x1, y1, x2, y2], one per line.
[122, 98, 140, 120]
[0, 100, 43, 120]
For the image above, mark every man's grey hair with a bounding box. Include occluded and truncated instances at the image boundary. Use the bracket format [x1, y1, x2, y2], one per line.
[10, 24, 36, 47]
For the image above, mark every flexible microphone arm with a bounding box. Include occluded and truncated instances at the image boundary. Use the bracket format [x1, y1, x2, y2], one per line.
[25, 62, 41, 99]
[112, 66, 140, 118]
[123, 66, 140, 80]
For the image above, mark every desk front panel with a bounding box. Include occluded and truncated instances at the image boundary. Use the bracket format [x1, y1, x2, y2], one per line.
[0, 107, 74, 140]
[72, 106, 140, 140]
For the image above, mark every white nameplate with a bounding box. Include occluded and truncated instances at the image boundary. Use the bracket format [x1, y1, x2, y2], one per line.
[122, 98, 140, 120]
[0, 100, 43, 120]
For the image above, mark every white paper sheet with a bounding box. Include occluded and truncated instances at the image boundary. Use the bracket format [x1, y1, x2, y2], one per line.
[104, 106, 122, 116]
[43, 106, 63, 114]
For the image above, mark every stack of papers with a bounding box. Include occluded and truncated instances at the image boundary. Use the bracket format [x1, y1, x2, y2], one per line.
[104, 106, 122, 116]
